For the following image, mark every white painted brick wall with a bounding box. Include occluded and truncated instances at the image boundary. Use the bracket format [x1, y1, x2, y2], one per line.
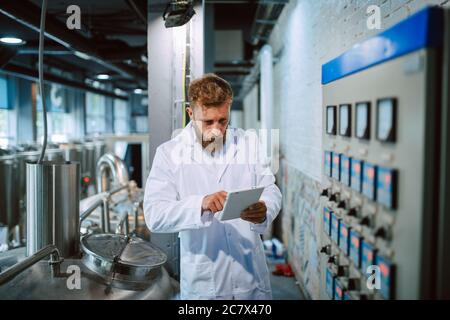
[240, 0, 450, 298]
[264, 0, 450, 181]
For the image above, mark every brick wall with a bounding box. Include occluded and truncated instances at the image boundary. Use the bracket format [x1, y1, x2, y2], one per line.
[242, 0, 450, 299]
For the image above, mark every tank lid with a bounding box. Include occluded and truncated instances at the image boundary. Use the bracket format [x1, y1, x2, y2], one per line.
[81, 233, 167, 290]
[81, 233, 166, 267]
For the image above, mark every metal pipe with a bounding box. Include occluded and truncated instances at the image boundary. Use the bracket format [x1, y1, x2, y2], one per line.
[96, 153, 129, 193]
[115, 211, 130, 235]
[79, 185, 128, 233]
[109, 185, 128, 197]
[134, 203, 139, 233]
[103, 198, 110, 233]
[0, 245, 62, 286]
[79, 199, 103, 222]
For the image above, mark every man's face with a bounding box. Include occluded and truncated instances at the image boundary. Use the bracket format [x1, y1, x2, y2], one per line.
[187, 101, 231, 149]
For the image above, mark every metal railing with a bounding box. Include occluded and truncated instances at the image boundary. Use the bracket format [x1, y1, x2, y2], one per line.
[79, 184, 130, 233]
[0, 244, 63, 286]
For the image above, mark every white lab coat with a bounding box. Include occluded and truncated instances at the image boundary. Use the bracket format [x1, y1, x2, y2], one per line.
[143, 122, 282, 300]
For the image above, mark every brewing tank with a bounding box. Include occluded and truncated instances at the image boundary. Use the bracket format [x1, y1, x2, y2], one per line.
[0, 153, 19, 229]
[26, 161, 80, 258]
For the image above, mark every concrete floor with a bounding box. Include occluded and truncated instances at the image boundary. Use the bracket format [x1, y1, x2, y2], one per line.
[267, 257, 305, 300]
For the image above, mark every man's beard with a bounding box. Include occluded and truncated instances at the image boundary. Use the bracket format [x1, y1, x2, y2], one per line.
[203, 133, 225, 153]
[192, 122, 227, 152]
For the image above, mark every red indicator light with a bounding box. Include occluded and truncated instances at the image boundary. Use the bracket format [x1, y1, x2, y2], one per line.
[83, 176, 90, 183]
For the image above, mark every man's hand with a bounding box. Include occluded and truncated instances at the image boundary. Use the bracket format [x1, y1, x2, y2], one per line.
[240, 200, 267, 224]
[202, 191, 227, 213]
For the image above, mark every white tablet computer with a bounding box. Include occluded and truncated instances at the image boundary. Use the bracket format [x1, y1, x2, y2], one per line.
[217, 186, 265, 222]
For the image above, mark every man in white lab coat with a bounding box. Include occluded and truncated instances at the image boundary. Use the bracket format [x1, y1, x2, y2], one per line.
[144, 74, 282, 300]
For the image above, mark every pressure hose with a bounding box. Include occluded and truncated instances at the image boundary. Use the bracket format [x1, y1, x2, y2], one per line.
[37, 0, 48, 164]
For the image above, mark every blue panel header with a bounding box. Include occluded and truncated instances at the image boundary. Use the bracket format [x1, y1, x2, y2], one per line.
[322, 7, 444, 84]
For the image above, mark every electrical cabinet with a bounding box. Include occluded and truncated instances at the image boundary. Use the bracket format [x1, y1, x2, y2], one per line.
[320, 7, 450, 299]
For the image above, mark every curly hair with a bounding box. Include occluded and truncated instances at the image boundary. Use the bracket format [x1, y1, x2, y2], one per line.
[188, 73, 233, 108]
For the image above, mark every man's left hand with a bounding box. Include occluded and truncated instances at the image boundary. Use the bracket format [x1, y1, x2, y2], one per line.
[240, 200, 267, 224]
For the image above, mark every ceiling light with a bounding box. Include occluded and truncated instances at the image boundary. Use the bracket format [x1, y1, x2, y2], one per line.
[96, 74, 110, 80]
[0, 37, 25, 45]
[74, 51, 90, 60]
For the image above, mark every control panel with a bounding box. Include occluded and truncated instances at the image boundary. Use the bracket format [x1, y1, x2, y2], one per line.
[319, 8, 446, 299]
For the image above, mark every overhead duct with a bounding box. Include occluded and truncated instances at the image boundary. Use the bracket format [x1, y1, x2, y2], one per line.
[249, 0, 288, 46]
[0, 45, 17, 68]
[1, 63, 128, 100]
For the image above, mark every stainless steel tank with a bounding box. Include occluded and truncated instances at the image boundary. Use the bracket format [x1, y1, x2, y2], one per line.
[16, 148, 40, 217]
[0, 258, 176, 299]
[26, 161, 80, 258]
[16, 147, 64, 238]
[0, 153, 19, 229]
[84, 142, 96, 179]
[0, 235, 177, 299]
[60, 143, 83, 164]
[94, 140, 106, 164]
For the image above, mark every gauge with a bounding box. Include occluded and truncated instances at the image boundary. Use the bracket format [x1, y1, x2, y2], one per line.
[339, 104, 351, 137]
[377, 98, 397, 142]
[355, 102, 371, 140]
[326, 106, 336, 135]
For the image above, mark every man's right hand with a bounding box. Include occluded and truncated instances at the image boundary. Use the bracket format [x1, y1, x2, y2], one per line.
[202, 191, 227, 214]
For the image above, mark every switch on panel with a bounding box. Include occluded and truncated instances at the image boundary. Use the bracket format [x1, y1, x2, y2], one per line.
[340, 155, 351, 187]
[339, 221, 350, 255]
[361, 241, 377, 274]
[362, 162, 377, 201]
[334, 278, 346, 300]
[323, 207, 332, 236]
[332, 153, 341, 181]
[326, 268, 335, 299]
[376, 167, 398, 209]
[351, 159, 363, 192]
[331, 212, 340, 245]
[349, 230, 363, 268]
[324, 151, 332, 177]
[375, 255, 395, 300]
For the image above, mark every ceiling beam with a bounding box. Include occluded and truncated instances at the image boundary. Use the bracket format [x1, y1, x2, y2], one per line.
[2, 63, 129, 100]
[125, 0, 147, 26]
[0, 0, 147, 87]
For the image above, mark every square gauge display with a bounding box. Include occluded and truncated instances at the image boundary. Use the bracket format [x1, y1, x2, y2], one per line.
[377, 98, 397, 142]
[326, 106, 337, 135]
[339, 104, 351, 137]
[355, 102, 371, 140]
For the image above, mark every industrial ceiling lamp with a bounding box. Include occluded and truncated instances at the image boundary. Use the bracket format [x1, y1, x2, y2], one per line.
[162, 0, 196, 28]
